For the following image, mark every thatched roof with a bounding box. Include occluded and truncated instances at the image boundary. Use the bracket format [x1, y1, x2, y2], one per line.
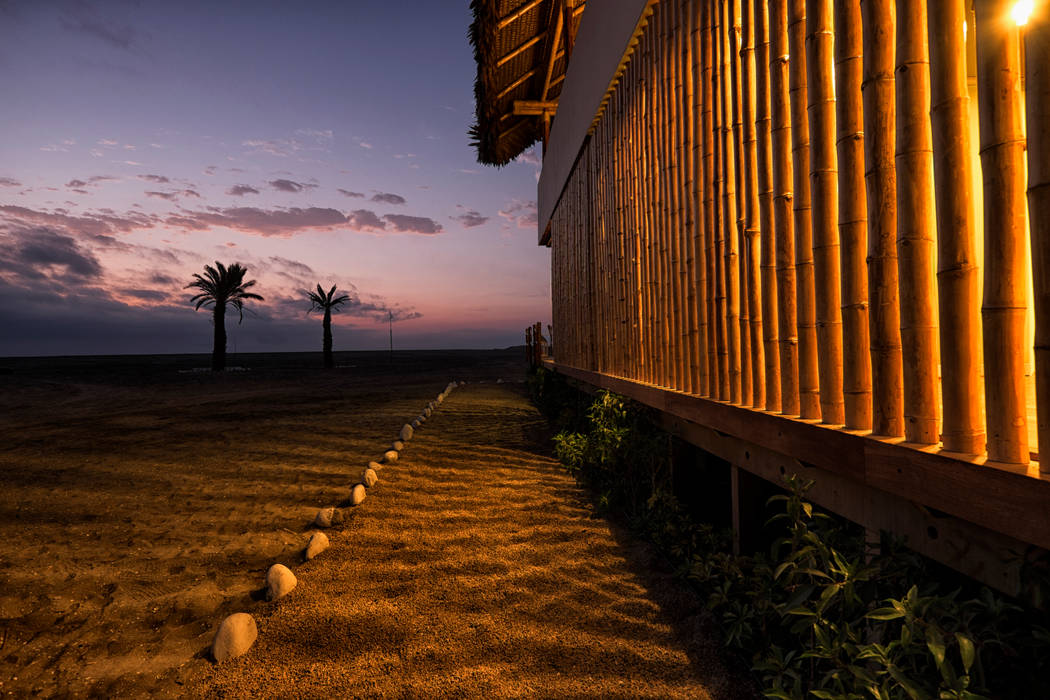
[470, 0, 585, 166]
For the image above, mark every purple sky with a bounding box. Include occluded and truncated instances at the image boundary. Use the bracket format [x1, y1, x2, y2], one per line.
[0, 0, 550, 357]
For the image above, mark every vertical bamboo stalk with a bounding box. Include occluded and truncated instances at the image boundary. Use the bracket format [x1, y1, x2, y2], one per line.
[895, 0, 940, 444]
[927, 0, 984, 454]
[643, 23, 658, 385]
[656, 8, 672, 388]
[1026, 0, 1050, 472]
[806, 0, 845, 424]
[702, 0, 721, 396]
[682, 0, 700, 394]
[713, 0, 730, 399]
[860, 0, 903, 437]
[834, 0, 873, 431]
[976, 0, 1029, 464]
[755, 0, 781, 412]
[770, 0, 800, 415]
[788, 0, 821, 419]
[730, 0, 752, 405]
[690, 0, 710, 396]
[669, 5, 689, 391]
[721, 0, 743, 403]
[742, 0, 766, 409]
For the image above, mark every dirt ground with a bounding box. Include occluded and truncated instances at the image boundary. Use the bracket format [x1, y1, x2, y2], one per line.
[0, 349, 746, 698]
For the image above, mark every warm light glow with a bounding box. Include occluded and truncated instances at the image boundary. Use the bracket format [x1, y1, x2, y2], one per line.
[1013, 0, 1035, 26]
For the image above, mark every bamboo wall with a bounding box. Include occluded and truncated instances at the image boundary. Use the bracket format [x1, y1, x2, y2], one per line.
[549, 0, 1050, 469]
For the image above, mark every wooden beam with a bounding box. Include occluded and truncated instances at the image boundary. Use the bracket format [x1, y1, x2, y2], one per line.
[496, 31, 547, 68]
[513, 99, 558, 115]
[495, 66, 540, 101]
[549, 361, 1050, 554]
[497, 0, 545, 30]
[542, 0, 566, 102]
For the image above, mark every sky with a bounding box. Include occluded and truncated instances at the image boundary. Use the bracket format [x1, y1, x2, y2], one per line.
[0, 0, 550, 357]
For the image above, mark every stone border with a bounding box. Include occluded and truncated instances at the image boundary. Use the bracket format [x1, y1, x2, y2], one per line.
[209, 380, 466, 661]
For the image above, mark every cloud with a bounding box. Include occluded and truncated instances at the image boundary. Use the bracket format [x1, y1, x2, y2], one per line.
[227, 184, 260, 196]
[295, 128, 333, 143]
[144, 191, 177, 201]
[346, 209, 385, 231]
[204, 165, 218, 176]
[1, 204, 157, 237]
[269, 178, 316, 193]
[359, 141, 372, 149]
[338, 189, 364, 198]
[515, 148, 541, 166]
[165, 206, 349, 237]
[498, 199, 538, 229]
[98, 139, 119, 146]
[139, 174, 170, 183]
[182, 189, 201, 198]
[383, 214, 442, 235]
[0, 226, 103, 282]
[40, 144, 69, 152]
[66, 179, 88, 188]
[370, 192, 406, 205]
[59, 5, 140, 51]
[452, 210, 489, 228]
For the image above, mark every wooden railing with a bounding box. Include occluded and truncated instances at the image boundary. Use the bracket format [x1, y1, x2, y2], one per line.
[546, 0, 1050, 585]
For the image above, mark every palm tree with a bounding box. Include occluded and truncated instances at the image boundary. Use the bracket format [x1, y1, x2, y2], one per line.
[186, 261, 263, 371]
[306, 284, 351, 368]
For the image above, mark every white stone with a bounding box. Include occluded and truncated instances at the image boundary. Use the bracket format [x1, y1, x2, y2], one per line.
[362, 467, 378, 488]
[313, 506, 343, 528]
[497, 378, 504, 384]
[382, 450, 399, 464]
[368, 460, 383, 471]
[391, 440, 404, 451]
[212, 612, 257, 662]
[350, 483, 367, 506]
[410, 419, 420, 429]
[400, 424, 414, 441]
[266, 564, 297, 600]
[423, 407, 431, 418]
[304, 531, 329, 560]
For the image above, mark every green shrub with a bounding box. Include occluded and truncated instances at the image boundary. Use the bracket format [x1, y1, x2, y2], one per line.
[537, 383, 1050, 699]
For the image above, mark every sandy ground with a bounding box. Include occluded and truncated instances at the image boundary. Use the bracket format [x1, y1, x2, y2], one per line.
[0, 350, 747, 698]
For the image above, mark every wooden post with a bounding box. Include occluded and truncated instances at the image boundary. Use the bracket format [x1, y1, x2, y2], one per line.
[735, 0, 764, 408]
[927, 0, 985, 455]
[721, 0, 743, 403]
[789, 0, 821, 420]
[770, 0, 800, 416]
[834, 0, 873, 431]
[895, 0, 939, 444]
[861, 0, 903, 437]
[976, 0, 1029, 464]
[755, 0, 781, 413]
[806, 0, 845, 425]
[1026, 0, 1050, 472]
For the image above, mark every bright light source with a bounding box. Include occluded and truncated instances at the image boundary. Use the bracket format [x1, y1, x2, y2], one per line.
[1013, 0, 1035, 26]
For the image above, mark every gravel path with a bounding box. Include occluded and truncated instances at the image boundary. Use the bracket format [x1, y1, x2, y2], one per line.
[198, 382, 743, 699]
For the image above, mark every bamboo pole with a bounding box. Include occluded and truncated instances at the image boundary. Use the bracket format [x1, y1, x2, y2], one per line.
[927, 0, 984, 454]
[788, 0, 820, 419]
[721, 0, 742, 403]
[741, 0, 765, 409]
[755, 0, 781, 412]
[702, 0, 721, 397]
[1026, 0, 1050, 472]
[806, 0, 845, 424]
[770, 0, 800, 416]
[682, 0, 700, 394]
[713, 0, 730, 399]
[976, 0, 1029, 464]
[895, 0, 940, 444]
[668, 5, 689, 392]
[860, 0, 903, 437]
[834, 0, 872, 431]
[729, 0, 752, 405]
[690, 0, 710, 396]
[642, 23, 657, 385]
[657, 8, 673, 388]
